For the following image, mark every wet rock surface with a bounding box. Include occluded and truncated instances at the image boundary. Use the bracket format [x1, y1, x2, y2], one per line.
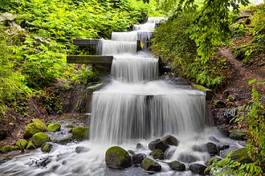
[168, 160, 186, 171]
[105, 146, 132, 169]
[148, 139, 169, 152]
[140, 158, 161, 172]
[189, 163, 207, 175]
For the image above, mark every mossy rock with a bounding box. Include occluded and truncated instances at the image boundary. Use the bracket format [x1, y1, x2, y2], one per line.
[192, 84, 214, 100]
[229, 129, 247, 140]
[0, 145, 18, 153]
[24, 119, 47, 138]
[16, 139, 28, 150]
[71, 127, 89, 141]
[26, 141, 36, 150]
[105, 146, 132, 169]
[41, 143, 53, 153]
[150, 149, 164, 160]
[168, 160, 185, 171]
[141, 158, 161, 172]
[32, 132, 50, 147]
[229, 148, 252, 163]
[47, 123, 61, 132]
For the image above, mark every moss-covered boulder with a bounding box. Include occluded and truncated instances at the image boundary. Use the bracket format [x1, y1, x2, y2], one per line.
[168, 161, 185, 171]
[0, 145, 18, 153]
[105, 146, 132, 169]
[229, 148, 252, 163]
[189, 163, 207, 175]
[41, 143, 53, 153]
[132, 153, 146, 165]
[16, 139, 28, 151]
[161, 135, 179, 146]
[47, 123, 61, 132]
[229, 129, 247, 140]
[26, 141, 36, 150]
[192, 84, 214, 101]
[150, 149, 164, 160]
[141, 158, 161, 172]
[148, 139, 169, 152]
[32, 132, 50, 147]
[71, 127, 89, 141]
[24, 119, 47, 138]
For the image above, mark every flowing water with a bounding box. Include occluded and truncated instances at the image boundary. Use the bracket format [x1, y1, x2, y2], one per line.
[0, 17, 243, 176]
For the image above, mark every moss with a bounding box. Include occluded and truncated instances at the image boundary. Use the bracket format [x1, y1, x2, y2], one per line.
[26, 141, 36, 150]
[105, 146, 132, 169]
[47, 123, 61, 132]
[141, 158, 161, 172]
[192, 84, 211, 92]
[150, 149, 164, 160]
[16, 139, 28, 150]
[41, 143, 52, 153]
[71, 127, 89, 141]
[0, 145, 18, 153]
[24, 118, 47, 138]
[32, 132, 50, 147]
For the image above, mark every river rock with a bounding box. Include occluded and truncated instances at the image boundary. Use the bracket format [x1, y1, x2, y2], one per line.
[47, 123, 61, 132]
[16, 139, 28, 151]
[214, 100, 226, 108]
[178, 153, 199, 163]
[41, 143, 53, 153]
[150, 149, 164, 160]
[168, 161, 185, 171]
[105, 146, 132, 169]
[206, 142, 219, 156]
[26, 141, 36, 150]
[32, 132, 50, 147]
[229, 148, 252, 163]
[161, 135, 179, 146]
[0, 130, 7, 140]
[136, 143, 144, 150]
[24, 119, 47, 138]
[75, 146, 89, 153]
[140, 158, 161, 172]
[71, 127, 89, 141]
[229, 129, 247, 140]
[148, 139, 169, 152]
[0, 145, 18, 153]
[189, 163, 207, 175]
[132, 153, 146, 165]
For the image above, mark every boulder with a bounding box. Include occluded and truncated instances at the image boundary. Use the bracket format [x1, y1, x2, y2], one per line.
[0, 13, 16, 22]
[71, 127, 89, 141]
[47, 123, 61, 132]
[26, 141, 36, 150]
[161, 135, 179, 146]
[140, 158, 161, 172]
[24, 119, 47, 138]
[105, 146, 132, 169]
[229, 148, 252, 163]
[32, 132, 50, 147]
[229, 129, 247, 140]
[75, 146, 89, 153]
[206, 142, 219, 156]
[0, 130, 8, 140]
[189, 163, 207, 175]
[148, 139, 169, 152]
[41, 143, 53, 153]
[16, 139, 28, 151]
[132, 153, 146, 165]
[150, 149, 164, 160]
[168, 161, 185, 171]
[136, 143, 144, 150]
[178, 153, 199, 163]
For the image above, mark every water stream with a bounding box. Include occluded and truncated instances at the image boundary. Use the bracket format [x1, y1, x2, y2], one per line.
[0, 17, 243, 176]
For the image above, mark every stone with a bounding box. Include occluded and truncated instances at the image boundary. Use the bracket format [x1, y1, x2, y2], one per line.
[0, 145, 18, 153]
[47, 123, 61, 132]
[75, 146, 89, 153]
[0, 13, 17, 22]
[150, 149, 164, 160]
[26, 141, 36, 150]
[229, 148, 252, 163]
[16, 139, 28, 151]
[71, 127, 89, 141]
[41, 143, 53, 153]
[214, 100, 226, 108]
[140, 158, 161, 172]
[148, 139, 169, 152]
[189, 163, 207, 175]
[229, 129, 247, 140]
[24, 119, 47, 138]
[206, 142, 219, 156]
[192, 84, 214, 101]
[218, 144, 229, 150]
[178, 153, 199, 163]
[32, 132, 50, 147]
[168, 161, 185, 171]
[0, 130, 8, 140]
[227, 95, 236, 102]
[132, 153, 146, 165]
[136, 143, 144, 150]
[161, 135, 179, 146]
[105, 146, 132, 169]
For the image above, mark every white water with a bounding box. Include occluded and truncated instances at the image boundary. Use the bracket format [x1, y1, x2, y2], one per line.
[0, 17, 243, 176]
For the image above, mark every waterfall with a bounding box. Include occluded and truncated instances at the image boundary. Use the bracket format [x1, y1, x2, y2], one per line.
[90, 17, 207, 144]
